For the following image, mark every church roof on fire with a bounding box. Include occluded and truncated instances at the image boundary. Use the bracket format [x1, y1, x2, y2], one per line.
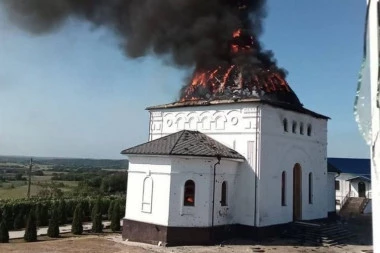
[120, 130, 245, 160]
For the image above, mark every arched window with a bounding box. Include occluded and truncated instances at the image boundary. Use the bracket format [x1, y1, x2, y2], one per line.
[308, 173, 313, 204]
[142, 177, 153, 213]
[300, 123, 304, 135]
[283, 119, 288, 132]
[184, 180, 195, 206]
[221, 181, 228, 206]
[307, 124, 312, 136]
[292, 121, 297, 134]
[281, 171, 286, 206]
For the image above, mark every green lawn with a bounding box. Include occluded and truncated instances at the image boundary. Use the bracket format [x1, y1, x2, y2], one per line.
[0, 184, 42, 199]
[0, 177, 79, 200]
[32, 175, 53, 182]
[58, 181, 79, 187]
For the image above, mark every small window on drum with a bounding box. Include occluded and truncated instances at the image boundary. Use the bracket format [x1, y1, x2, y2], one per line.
[307, 124, 312, 136]
[283, 119, 288, 132]
[184, 180, 195, 206]
[300, 123, 304, 135]
[292, 121, 297, 134]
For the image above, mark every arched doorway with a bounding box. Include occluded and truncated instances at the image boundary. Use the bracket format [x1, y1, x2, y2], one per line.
[293, 163, 302, 221]
[358, 182, 366, 198]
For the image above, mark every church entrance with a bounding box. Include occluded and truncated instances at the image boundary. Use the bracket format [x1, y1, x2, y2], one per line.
[358, 182, 366, 198]
[293, 163, 302, 221]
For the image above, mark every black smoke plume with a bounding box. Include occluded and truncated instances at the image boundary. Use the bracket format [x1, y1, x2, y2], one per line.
[1, 0, 290, 101]
[1, 0, 272, 67]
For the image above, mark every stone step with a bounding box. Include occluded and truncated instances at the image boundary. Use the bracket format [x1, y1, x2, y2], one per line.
[321, 226, 341, 231]
[282, 221, 355, 247]
[294, 221, 321, 227]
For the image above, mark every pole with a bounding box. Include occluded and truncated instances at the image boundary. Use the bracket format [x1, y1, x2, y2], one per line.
[27, 158, 33, 199]
[367, 0, 380, 251]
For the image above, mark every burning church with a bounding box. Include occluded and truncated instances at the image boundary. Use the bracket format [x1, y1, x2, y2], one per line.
[1, 0, 334, 246]
[120, 1, 332, 246]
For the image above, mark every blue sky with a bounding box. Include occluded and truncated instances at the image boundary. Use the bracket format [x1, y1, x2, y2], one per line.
[0, 1, 370, 159]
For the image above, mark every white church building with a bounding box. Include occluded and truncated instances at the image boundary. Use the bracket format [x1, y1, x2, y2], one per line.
[121, 98, 333, 245]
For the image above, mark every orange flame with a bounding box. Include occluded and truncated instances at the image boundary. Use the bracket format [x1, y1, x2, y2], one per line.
[180, 28, 291, 101]
[233, 29, 242, 38]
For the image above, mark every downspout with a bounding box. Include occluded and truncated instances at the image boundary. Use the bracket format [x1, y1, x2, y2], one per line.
[211, 155, 221, 241]
[254, 105, 260, 227]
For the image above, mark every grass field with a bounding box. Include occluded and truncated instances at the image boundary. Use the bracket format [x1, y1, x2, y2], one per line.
[0, 175, 79, 200]
[0, 183, 41, 199]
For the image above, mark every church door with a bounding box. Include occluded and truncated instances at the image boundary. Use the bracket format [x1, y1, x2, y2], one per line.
[293, 164, 302, 221]
[358, 182, 366, 198]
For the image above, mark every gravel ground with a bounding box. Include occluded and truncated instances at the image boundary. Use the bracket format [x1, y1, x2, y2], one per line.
[0, 234, 372, 253]
[0, 215, 373, 253]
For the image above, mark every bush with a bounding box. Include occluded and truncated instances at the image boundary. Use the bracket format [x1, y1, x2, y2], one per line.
[0, 196, 126, 229]
[47, 206, 59, 238]
[32, 171, 44, 176]
[110, 202, 121, 232]
[58, 200, 67, 225]
[101, 172, 128, 194]
[0, 220, 9, 243]
[14, 173, 23, 181]
[91, 199, 102, 233]
[107, 201, 114, 220]
[2, 206, 13, 230]
[24, 210, 37, 242]
[35, 203, 42, 227]
[13, 210, 24, 230]
[71, 204, 83, 235]
[36, 203, 49, 227]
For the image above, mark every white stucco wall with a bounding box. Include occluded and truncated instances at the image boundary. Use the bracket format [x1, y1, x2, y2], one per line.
[327, 173, 337, 213]
[147, 102, 329, 228]
[149, 103, 259, 226]
[258, 105, 328, 226]
[168, 157, 240, 227]
[335, 174, 351, 207]
[125, 154, 241, 228]
[125, 156, 172, 226]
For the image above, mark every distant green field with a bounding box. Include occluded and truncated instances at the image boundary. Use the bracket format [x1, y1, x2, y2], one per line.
[0, 184, 41, 199]
[0, 175, 79, 200]
[59, 181, 79, 187]
[32, 175, 53, 182]
[0, 155, 128, 199]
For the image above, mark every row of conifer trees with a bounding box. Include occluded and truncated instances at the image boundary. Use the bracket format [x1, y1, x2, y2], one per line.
[0, 196, 124, 231]
[0, 198, 123, 243]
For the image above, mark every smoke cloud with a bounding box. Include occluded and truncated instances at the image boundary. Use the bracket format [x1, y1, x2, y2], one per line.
[0, 0, 274, 68]
[1, 0, 293, 103]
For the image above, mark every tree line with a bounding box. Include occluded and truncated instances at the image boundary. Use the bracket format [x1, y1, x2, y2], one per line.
[0, 197, 124, 231]
[0, 197, 124, 243]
